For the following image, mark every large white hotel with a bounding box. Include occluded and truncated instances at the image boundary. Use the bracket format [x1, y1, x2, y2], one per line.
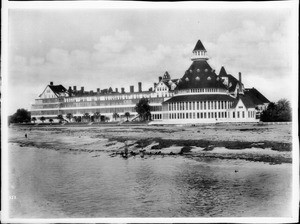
[30, 40, 270, 124]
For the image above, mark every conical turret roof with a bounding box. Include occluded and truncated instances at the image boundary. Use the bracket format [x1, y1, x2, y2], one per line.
[175, 60, 227, 90]
[219, 66, 228, 76]
[193, 40, 206, 51]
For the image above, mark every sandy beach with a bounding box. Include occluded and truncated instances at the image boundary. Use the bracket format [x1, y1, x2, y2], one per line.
[8, 123, 292, 164]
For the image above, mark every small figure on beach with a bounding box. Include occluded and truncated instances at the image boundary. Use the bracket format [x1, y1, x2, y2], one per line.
[122, 142, 128, 158]
[25, 133, 27, 138]
[140, 150, 145, 158]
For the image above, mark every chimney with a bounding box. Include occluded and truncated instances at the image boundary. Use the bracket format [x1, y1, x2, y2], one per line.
[81, 87, 84, 92]
[154, 83, 157, 89]
[158, 76, 162, 82]
[138, 82, 142, 92]
[121, 87, 125, 93]
[50, 81, 53, 85]
[115, 88, 118, 93]
[238, 72, 243, 94]
[73, 86, 77, 91]
[97, 88, 100, 93]
[130, 85, 134, 93]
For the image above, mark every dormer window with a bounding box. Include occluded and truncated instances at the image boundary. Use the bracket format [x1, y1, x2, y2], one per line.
[185, 77, 189, 81]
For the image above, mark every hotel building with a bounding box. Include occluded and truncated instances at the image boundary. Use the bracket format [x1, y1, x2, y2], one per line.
[30, 40, 269, 124]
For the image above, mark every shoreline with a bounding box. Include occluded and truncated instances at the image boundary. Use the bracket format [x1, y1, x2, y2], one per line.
[8, 123, 292, 164]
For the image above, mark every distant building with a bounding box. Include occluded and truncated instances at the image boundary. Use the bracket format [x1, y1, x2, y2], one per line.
[30, 40, 269, 124]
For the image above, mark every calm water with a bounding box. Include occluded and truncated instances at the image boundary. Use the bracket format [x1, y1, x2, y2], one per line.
[9, 143, 292, 218]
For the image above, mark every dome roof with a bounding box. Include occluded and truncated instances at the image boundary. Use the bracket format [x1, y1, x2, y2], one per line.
[175, 60, 227, 90]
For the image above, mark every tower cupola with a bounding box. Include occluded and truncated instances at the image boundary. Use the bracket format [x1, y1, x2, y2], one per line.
[191, 39, 209, 61]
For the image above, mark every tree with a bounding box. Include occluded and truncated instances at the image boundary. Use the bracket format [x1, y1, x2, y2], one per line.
[49, 118, 53, 124]
[94, 112, 101, 122]
[74, 116, 81, 123]
[135, 98, 151, 121]
[40, 116, 46, 123]
[83, 113, 91, 122]
[113, 112, 119, 121]
[66, 113, 73, 122]
[124, 112, 130, 122]
[276, 99, 292, 121]
[31, 117, 37, 123]
[9, 108, 31, 123]
[57, 114, 63, 123]
[260, 99, 292, 122]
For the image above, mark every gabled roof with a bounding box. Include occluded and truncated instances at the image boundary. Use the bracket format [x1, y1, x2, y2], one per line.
[39, 84, 67, 98]
[244, 88, 270, 104]
[175, 60, 227, 90]
[49, 85, 67, 95]
[231, 94, 256, 109]
[163, 94, 235, 104]
[161, 79, 178, 89]
[193, 40, 206, 51]
[162, 71, 171, 81]
[219, 71, 241, 93]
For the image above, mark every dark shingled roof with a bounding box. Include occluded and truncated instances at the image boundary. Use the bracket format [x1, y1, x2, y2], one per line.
[49, 85, 67, 95]
[218, 67, 240, 92]
[244, 88, 270, 104]
[231, 88, 269, 109]
[232, 94, 256, 109]
[219, 66, 228, 77]
[193, 40, 206, 51]
[163, 94, 235, 104]
[175, 60, 228, 90]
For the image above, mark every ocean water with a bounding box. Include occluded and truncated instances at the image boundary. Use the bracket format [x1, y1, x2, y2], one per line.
[8, 143, 292, 218]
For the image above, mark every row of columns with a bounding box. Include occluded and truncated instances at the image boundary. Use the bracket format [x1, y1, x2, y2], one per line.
[168, 100, 231, 111]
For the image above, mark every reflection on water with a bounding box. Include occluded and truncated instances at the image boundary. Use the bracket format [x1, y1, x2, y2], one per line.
[9, 144, 292, 218]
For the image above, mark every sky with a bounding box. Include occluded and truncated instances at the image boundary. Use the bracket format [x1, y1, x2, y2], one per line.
[6, 2, 297, 115]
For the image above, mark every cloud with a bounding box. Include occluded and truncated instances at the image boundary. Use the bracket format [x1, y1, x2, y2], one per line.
[9, 30, 191, 96]
[206, 20, 292, 76]
[93, 30, 133, 53]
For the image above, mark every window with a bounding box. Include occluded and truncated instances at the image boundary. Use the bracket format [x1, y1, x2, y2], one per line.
[237, 111, 240, 118]
[197, 102, 199, 110]
[204, 113, 206, 118]
[233, 112, 235, 118]
[186, 113, 189, 119]
[197, 113, 200, 118]
[204, 102, 206, 110]
[208, 113, 210, 118]
[242, 111, 245, 118]
[208, 101, 210, 110]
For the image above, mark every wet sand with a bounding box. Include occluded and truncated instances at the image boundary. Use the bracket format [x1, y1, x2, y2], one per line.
[8, 123, 292, 164]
